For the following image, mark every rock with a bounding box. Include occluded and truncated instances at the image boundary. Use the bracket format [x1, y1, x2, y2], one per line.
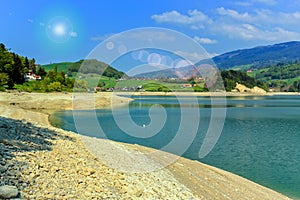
[235, 83, 251, 92]
[134, 188, 144, 197]
[250, 86, 267, 94]
[0, 165, 7, 173]
[235, 83, 267, 94]
[0, 185, 19, 199]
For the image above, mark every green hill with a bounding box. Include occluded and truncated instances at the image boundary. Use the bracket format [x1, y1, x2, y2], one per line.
[42, 59, 126, 79]
[213, 41, 300, 69]
[221, 70, 268, 92]
[68, 59, 125, 79]
[248, 62, 300, 92]
[42, 62, 73, 73]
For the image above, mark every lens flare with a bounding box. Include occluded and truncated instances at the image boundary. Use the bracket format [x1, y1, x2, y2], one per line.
[53, 24, 66, 36]
[47, 16, 73, 43]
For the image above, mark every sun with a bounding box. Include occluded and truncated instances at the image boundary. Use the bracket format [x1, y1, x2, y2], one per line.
[46, 16, 73, 43]
[53, 24, 66, 36]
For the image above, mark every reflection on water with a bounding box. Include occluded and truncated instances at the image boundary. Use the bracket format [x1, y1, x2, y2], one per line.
[51, 95, 300, 199]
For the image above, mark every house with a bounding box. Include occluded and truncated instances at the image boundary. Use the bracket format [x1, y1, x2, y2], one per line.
[183, 84, 192, 88]
[24, 72, 42, 81]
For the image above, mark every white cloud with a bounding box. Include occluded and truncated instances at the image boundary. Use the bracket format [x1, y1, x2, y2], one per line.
[213, 7, 300, 41]
[276, 11, 300, 24]
[39, 22, 45, 26]
[70, 31, 78, 37]
[216, 23, 300, 41]
[151, 9, 212, 29]
[151, 8, 300, 43]
[216, 7, 300, 25]
[217, 7, 253, 22]
[27, 19, 33, 23]
[193, 36, 218, 44]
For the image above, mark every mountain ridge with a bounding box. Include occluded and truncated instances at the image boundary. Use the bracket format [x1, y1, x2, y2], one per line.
[133, 41, 300, 78]
[212, 41, 300, 69]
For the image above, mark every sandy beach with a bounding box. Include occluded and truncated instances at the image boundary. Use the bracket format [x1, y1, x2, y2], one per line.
[0, 91, 292, 199]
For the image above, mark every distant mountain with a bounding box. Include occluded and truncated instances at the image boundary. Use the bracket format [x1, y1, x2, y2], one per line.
[213, 41, 300, 69]
[132, 65, 198, 79]
[133, 41, 300, 78]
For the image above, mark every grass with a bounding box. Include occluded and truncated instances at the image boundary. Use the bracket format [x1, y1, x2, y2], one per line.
[115, 79, 154, 88]
[42, 62, 73, 73]
[75, 74, 117, 89]
[286, 76, 300, 85]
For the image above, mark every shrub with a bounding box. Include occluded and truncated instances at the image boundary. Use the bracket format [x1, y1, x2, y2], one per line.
[48, 82, 62, 92]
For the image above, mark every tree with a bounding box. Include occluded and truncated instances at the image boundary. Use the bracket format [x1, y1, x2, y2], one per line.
[24, 57, 30, 70]
[0, 43, 5, 51]
[0, 73, 9, 86]
[36, 66, 47, 77]
[48, 82, 62, 92]
[53, 65, 58, 74]
[74, 79, 88, 92]
[12, 54, 25, 84]
[188, 76, 197, 86]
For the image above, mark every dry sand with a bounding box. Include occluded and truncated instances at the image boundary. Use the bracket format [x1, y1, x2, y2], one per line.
[0, 91, 292, 199]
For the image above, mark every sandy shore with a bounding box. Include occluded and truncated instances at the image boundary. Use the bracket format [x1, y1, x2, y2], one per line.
[0, 91, 292, 199]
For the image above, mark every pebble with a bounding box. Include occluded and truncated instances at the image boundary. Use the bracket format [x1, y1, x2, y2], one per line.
[0, 116, 197, 199]
[0, 165, 7, 173]
[0, 185, 19, 199]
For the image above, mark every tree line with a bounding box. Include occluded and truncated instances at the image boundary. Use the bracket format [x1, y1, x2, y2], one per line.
[0, 43, 40, 89]
[0, 43, 77, 92]
[221, 70, 268, 91]
[68, 59, 125, 79]
[253, 61, 300, 92]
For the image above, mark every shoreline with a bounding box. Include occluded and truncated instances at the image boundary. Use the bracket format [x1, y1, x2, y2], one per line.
[0, 91, 293, 199]
[117, 91, 299, 96]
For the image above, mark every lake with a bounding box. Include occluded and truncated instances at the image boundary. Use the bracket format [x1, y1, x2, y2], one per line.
[51, 94, 300, 199]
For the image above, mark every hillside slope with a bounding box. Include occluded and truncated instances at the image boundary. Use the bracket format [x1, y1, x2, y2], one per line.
[213, 41, 300, 69]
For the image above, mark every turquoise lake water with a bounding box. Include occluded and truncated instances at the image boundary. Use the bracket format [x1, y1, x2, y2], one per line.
[51, 95, 300, 199]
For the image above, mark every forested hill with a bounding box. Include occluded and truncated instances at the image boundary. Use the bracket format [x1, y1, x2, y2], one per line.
[212, 41, 300, 69]
[43, 59, 126, 79]
[248, 61, 300, 92]
[221, 70, 268, 91]
[68, 59, 125, 79]
[0, 43, 41, 88]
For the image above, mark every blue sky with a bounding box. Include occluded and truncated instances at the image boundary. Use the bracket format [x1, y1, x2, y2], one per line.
[1, 0, 300, 66]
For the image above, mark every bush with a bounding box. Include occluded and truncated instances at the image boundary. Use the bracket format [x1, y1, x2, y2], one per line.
[0, 87, 6, 92]
[0, 73, 9, 86]
[48, 82, 62, 92]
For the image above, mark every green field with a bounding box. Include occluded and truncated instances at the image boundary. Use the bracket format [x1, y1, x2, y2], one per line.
[42, 62, 73, 73]
[115, 79, 154, 88]
[40, 62, 208, 92]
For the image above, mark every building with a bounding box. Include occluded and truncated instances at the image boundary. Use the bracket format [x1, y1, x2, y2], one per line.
[24, 71, 42, 81]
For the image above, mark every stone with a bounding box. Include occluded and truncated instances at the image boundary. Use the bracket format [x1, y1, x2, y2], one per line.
[0, 165, 7, 173]
[0, 185, 19, 199]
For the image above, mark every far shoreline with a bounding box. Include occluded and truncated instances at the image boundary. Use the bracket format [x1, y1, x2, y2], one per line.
[115, 91, 299, 96]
